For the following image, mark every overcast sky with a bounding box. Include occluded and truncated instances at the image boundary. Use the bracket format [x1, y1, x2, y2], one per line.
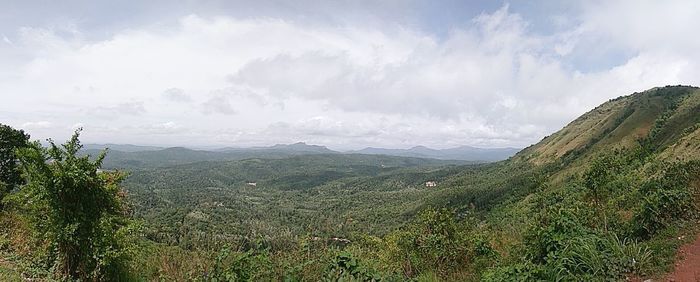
[1, 0, 699, 150]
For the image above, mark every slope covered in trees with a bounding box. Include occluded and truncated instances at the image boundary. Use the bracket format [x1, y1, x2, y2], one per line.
[1, 85, 700, 281]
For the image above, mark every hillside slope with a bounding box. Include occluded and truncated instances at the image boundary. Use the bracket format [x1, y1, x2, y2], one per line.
[473, 85, 700, 280]
[517, 85, 700, 169]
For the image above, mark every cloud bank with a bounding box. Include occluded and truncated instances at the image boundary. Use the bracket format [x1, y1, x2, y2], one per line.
[1, 1, 699, 149]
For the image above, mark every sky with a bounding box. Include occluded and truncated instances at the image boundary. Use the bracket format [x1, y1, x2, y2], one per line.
[1, 0, 699, 150]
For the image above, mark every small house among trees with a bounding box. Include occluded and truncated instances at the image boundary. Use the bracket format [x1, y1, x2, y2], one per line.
[425, 181, 438, 187]
[246, 182, 257, 186]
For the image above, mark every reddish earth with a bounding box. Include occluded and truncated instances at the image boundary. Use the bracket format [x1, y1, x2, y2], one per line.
[666, 233, 700, 281]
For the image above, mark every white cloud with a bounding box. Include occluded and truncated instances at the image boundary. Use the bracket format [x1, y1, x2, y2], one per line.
[89, 102, 147, 117]
[21, 121, 52, 129]
[139, 121, 183, 134]
[162, 88, 191, 102]
[1, 3, 699, 149]
[201, 95, 236, 115]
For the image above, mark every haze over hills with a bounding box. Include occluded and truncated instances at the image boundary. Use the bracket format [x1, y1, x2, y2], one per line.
[81, 141, 513, 169]
[81, 144, 344, 169]
[217, 142, 337, 154]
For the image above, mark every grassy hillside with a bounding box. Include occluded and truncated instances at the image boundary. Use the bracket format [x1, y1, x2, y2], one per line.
[479, 85, 700, 280]
[519, 86, 700, 163]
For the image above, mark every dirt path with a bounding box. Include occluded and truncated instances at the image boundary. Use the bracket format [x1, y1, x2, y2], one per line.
[666, 233, 700, 281]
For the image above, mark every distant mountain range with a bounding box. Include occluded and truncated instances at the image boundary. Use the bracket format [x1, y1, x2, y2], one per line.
[81, 142, 341, 169]
[81, 142, 519, 169]
[216, 142, 336, 154]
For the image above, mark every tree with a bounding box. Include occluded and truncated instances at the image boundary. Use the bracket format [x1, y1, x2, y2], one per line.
[0, 123, 30, 205]
[14, 129, 134, 280]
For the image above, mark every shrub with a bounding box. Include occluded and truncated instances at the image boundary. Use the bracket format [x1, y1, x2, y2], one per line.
[0, 124, 30, 207]
[633, 161, 700, 237]
[206, 246, 273, 281]
[389, 208, 470, 277]
[554, 234, 651, 278]
[10, 130, 135, 280]
[324, 251, 382, 281]
[524, 205, 588, 264]
[481, 262, 548, 282]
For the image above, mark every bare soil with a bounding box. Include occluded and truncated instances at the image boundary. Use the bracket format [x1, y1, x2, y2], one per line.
[666, 233, 700, 281]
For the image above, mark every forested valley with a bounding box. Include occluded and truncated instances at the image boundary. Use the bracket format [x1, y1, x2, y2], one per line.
[2, 86, 700, 281]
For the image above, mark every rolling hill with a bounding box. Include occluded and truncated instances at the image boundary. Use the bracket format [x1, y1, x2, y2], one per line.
[83, 142, 495, 169]
[82, 143, 342, 169]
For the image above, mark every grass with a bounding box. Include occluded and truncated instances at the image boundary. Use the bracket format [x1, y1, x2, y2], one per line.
[0, 266, 22, 282]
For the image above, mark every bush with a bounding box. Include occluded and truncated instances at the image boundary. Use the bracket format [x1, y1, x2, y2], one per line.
[324, 251, 382, 281]
[633, 161, 700, 237]
[0, 124, 30, 207]
[9, 130, 135, 280]
[206, 246, 273, 281]
[524, 204, 588, 264]
[481, 262, 548, 282]
[388, 208, 471, 278]
[554, 234, 651, 278]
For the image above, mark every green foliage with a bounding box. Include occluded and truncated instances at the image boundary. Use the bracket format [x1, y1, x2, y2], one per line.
[512, 147, 700, 280]
[520, 201, 652, 280]
[0, 124, 30, 206]
[324, 252, 382, 281]
[525, 212, 580, 265]
[481, 262, 547, 282]
[386, 208, 474, 278]
[583, 151, 626, 202]
[123, 155, 472, 251]
[633, 161, 700, 237]
[554, 234, 651, 279]
[485, 235, 652, 281]
[9, 129, 136, 280]
[205, 246, 273, 282]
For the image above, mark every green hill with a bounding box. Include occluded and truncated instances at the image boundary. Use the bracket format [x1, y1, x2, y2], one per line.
[85, 143, 475, 170]
[519, 85, 700, 164]
[122, 154, 473, 249]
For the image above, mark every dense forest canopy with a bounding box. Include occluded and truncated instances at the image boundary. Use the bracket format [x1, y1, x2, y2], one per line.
[1, 86, 700, 281]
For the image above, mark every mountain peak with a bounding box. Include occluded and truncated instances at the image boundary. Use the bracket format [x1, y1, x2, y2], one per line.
[410, 145, 431, 150]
